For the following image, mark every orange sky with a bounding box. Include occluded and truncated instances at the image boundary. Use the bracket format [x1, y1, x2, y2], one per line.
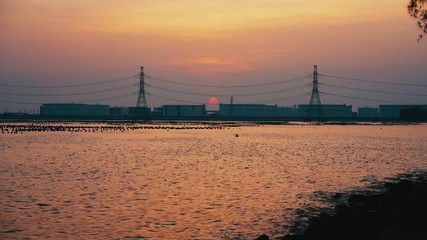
[0, 0, 426, 110]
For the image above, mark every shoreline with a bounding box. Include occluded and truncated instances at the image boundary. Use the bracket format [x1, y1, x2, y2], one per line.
[260, 171, 427, 240]
[1, 116, 427, 124]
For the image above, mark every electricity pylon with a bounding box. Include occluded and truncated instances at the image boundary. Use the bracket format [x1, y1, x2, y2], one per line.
[136, 66, 148, 108]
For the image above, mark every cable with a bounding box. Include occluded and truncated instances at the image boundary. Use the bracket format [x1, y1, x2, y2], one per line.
[0, 83, 138, 97]
[321, 91, 419, 104]
[321, 83, 427, 97]
[0, 75, 138, 88]
[258, 92, 309, 104]
[319, 74, 427, 87]
[0, 91, 138, 105]
[146, 91, 203, 105]
[145, 74, 311, 88]
[83, 91, 138, 103]
[146, 82, 310, 97]
[0, 100, 42, 105]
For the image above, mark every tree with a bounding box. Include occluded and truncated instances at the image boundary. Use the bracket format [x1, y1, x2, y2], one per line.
[407, 0, 427, 41]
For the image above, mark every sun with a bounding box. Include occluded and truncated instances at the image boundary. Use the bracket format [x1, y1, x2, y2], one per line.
[208, 97, 219, 105]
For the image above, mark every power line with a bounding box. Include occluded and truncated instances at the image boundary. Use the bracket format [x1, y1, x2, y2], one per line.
[258, 92, 309, 104]
[147, 90, 307, 105]
[3, 68, 426, 107]
[145, 74, 311, 88]
[83, 91, 138, 103]
[321, 91, 418, 104]
[319, 74, 427, 87]
[321, 83, 427, 97]
[146, 82, 310, 97]
[146, 91, 202, 105]
[0, 75, 138, 88]
[0, 100, 41, 105]
[0, 91, 138, 105]
[0, 83, 138, 97]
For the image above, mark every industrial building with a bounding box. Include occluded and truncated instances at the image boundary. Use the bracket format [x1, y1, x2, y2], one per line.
[37, 102, 426, 121]
[128, 107, 151, 117]
[160, 105, 206, 118]
[109, 107, 151, 118]
[40, 103, 110, 116]
[379, 105, 427, 119]
[219, 104, 277, 118]
[358, 107, 379, 119]
[298, 104, 353, 119]
[109, 107, 129, 117]
[277, 106, 299, 118]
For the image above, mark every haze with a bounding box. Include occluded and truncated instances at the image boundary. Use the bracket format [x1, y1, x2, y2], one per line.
[0, 0, 426, 112]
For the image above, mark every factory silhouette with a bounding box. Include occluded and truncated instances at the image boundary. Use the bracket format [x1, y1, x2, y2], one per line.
[34, 102, 427, 122]
[1, 65, 426, 122]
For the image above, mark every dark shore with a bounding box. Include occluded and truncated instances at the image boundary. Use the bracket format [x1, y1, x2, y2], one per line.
[257, 171, 427, 240]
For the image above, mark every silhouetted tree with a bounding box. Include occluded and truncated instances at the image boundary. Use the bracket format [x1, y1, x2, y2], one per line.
[407, 0, 427, 41]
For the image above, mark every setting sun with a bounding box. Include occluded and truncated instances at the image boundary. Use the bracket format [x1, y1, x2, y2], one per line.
[208, 97, 219, 105]
[1, 1, 427, 240]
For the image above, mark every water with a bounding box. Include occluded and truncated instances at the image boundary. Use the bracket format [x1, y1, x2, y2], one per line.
[1, 123, 426, 239]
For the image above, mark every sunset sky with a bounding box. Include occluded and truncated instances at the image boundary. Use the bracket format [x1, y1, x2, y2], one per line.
[0, 0, 426, 112]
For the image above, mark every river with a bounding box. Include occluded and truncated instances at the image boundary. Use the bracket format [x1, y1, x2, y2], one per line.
[1, 123, 426, 239]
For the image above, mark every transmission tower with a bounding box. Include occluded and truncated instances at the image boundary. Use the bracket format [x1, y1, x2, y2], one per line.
[309, 65, 321, 105]
[136, 66, 148, 108]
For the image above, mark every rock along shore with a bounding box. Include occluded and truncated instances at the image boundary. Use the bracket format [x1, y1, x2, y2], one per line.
[283, 172, 427, 240]
[257, 171, 427, 240]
